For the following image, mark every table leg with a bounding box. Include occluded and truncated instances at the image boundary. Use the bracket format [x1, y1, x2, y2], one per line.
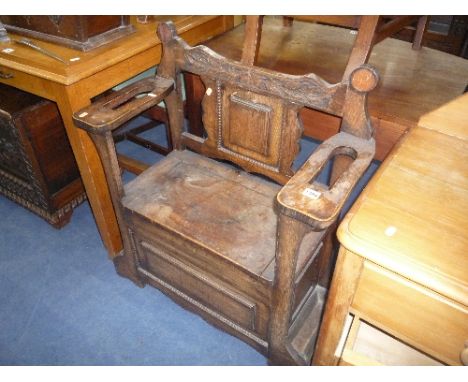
[53, 83, 123, 257]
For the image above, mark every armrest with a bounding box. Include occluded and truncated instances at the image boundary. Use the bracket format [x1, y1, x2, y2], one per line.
[276, 132, 375, 230]
[73, 76, 174, 135]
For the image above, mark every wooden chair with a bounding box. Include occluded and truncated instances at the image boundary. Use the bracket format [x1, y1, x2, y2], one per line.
[73, 21, 378, 365]
[245, 16, 428, 66]
[282, 16, 428, 50]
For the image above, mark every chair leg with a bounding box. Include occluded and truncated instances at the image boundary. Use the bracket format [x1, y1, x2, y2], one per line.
[282, 16, 294, 27]
[113, 249, 145, 288]
[241, 16, 264, 66]
[412, 16, 428, 50]
[268, 214, 309, 365]
[90, 133, 144, 287]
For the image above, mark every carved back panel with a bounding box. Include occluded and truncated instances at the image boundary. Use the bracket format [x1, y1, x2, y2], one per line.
[198, 79, 304, 184]
[157, 23, 354, 184]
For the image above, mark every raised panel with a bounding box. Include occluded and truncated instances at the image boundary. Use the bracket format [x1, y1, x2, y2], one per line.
[192, 78, 302, 184]
[220, 87, 283, 168]
[225, 93, 272, 157]
[125, 208, 272, 342]
[138, 239, 259, 333]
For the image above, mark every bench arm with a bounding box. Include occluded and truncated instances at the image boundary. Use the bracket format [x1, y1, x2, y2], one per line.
[276, 132, 375, 230]
[73, 76, 174, 135]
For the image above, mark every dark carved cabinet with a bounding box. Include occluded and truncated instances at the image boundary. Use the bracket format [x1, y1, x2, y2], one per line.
[0, 83, 85, 227]
[0, 16, 134, 51]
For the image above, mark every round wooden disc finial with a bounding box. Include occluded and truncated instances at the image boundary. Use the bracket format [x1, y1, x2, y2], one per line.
[350, 65, 379, 93]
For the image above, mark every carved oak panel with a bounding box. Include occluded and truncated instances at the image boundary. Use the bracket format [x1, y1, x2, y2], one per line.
[221, 86, 286, 168]
[225, 92, 272, 157]
[196, 78, 302, 184]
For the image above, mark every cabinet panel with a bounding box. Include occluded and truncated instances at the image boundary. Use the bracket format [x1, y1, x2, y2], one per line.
[0, 83, 85, 227]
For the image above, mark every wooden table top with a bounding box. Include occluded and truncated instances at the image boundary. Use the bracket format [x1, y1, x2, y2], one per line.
[0, 16, 222, 85]
[337, 93, 468, 307]
[204, 17, 468, 128]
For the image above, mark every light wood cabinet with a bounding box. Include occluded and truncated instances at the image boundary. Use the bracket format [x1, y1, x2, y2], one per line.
[313, 94, 468, 366]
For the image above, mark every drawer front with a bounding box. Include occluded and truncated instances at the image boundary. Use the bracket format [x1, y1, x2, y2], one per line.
[0, 65, 61, 99]
[352, 261, 468, 365]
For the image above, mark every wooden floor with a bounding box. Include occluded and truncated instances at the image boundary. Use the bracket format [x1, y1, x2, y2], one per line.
[205, 17, 468, 127]
[199, 17, 468, 161]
